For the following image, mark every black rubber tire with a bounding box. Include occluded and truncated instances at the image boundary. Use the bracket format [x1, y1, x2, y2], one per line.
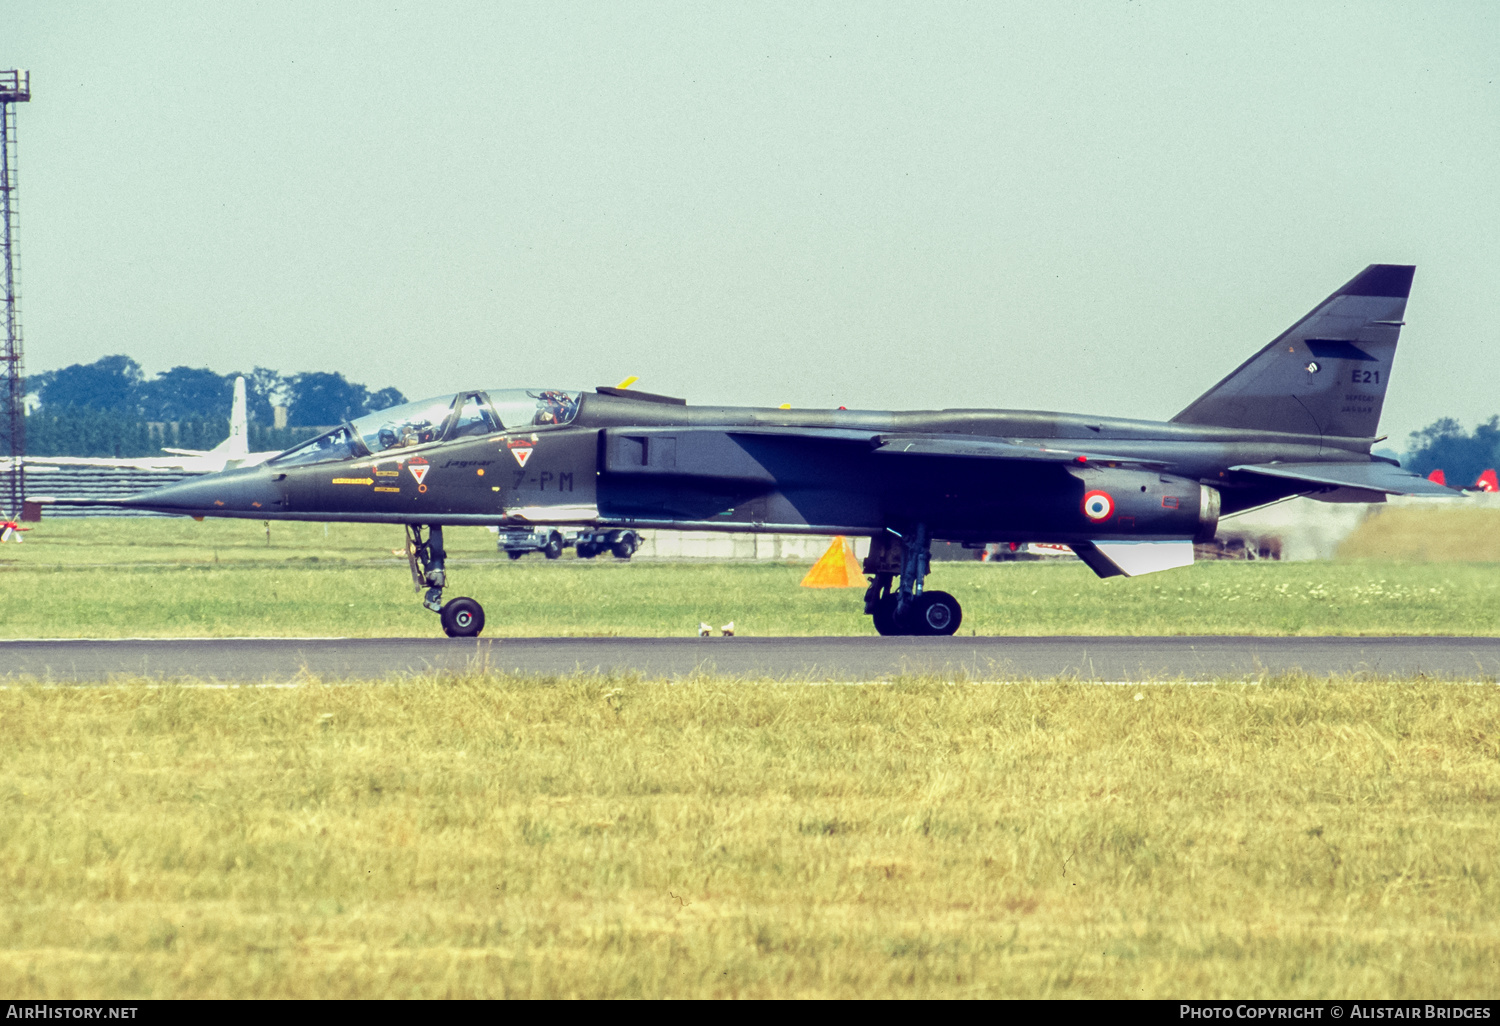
[440, 597, 485, 638]
[909, 591, 962, 636]
[871, 595, 904, 636]
[506, 550, 524, 560]
[611, 541, 635, 559]
[543, 534, 563, 559]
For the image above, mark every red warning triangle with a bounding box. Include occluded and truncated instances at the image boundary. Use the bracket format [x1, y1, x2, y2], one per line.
[512, 447, 533, 468]
[409, 464, 429, 485]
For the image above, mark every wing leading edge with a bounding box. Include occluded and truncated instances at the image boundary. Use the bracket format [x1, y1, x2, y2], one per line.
[873, 435, 1168, 467]
[720, 428, 1170, 467]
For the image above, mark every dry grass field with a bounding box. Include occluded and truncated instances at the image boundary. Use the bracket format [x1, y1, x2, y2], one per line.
[1338, 504, 1500, 563]
[1, 674, 1496, 999]
[4, 513, 1498, 998]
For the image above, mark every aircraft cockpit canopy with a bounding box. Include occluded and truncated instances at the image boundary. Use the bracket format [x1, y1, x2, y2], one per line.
[268, 388, 584, 466]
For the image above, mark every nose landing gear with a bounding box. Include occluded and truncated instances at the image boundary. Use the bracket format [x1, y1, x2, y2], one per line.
[405, 524, 486, 637]
[439, 596, 485, 637]
[862, 525, 962, 636]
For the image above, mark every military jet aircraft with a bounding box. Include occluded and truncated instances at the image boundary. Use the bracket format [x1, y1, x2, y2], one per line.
[41, 264, 1455, 637]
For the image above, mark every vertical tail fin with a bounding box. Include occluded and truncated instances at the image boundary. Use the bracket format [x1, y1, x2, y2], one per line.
[1171, 265, 1414, 441]
[209, 376, 250, 459]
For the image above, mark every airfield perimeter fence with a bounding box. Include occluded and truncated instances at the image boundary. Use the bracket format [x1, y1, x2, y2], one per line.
[16, 463, 195, 517]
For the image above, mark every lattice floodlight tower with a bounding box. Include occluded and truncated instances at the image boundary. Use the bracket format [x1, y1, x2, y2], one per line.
[0, 69, 29, 518]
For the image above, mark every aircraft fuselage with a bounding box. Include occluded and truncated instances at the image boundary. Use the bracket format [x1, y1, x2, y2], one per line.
[132, 392, 1362, 545]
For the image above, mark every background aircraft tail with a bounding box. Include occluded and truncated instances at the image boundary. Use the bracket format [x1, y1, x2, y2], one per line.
[161, 376, 251, 460]
[1171, 264, 1414, 442]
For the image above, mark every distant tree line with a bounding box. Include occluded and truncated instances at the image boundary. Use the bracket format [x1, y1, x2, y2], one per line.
[24, 409, 324, 459]
[23, 356, 406, 458]
[1404, 417, 1500, 488]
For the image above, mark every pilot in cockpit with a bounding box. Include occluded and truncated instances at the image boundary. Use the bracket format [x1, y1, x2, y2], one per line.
[377, 418, 437, 449]
[533, 390, 578, 426]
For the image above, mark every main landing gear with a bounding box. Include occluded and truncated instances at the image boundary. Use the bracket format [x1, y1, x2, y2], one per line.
[862, 525, 963, 637]
[406, 525, 486, 638]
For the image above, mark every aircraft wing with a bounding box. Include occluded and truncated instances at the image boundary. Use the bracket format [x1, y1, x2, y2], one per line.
[1229, 461, 1461, 497]
[24, 455, 199, 471]
[874, 435, 1169, 467]
[724, 427, 883, 445]
[722, 428, 1168, 467]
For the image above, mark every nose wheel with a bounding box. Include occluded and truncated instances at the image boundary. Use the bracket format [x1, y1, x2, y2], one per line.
[406, 524, 487, 637]
[440, 597, 485, 638]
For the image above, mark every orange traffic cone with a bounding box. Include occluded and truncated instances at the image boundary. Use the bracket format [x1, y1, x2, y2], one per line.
[800, 536, 867, 588]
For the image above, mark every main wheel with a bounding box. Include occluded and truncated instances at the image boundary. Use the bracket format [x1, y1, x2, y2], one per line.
[907, 591, 962, 636]
[611, 539, 636, 559]
[506, 549, 524, 560]
[871, 595, 904, 636]
[543, 533, 563, 559]
[440, 597, 485, 638]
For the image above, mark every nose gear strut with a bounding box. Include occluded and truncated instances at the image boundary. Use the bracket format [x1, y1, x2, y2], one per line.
[405, 524, 448, 611]
[404, 524, 487, 637]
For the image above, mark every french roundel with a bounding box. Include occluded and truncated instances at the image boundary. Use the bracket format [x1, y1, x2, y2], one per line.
[1081, 490, 1114, 522]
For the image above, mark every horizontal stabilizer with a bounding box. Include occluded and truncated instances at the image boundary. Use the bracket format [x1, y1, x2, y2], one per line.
[1230, 461, 1461, 497]
[1071, 540, 1195, 579]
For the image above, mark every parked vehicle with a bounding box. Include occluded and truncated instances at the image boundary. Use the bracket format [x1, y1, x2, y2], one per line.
[574, 529, 640, 560]
[498, 527, 639, 560]
[499, 527, 567, 559]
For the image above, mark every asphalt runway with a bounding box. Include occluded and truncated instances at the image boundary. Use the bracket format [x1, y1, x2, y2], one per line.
[3, 635, 1500, 682]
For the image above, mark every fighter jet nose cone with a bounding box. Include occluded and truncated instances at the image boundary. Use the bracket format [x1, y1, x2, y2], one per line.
[127, 468, 284, 515]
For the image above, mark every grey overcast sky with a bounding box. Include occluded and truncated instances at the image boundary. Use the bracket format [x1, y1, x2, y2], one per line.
[9, 1, 1499, 444]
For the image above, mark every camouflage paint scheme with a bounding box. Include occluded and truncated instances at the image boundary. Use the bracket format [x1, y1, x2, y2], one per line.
[50, 265, 1455, 635]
